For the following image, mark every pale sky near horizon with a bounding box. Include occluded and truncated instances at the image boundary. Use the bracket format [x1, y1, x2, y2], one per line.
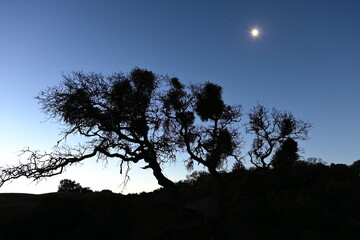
[0, 0, 359, 194]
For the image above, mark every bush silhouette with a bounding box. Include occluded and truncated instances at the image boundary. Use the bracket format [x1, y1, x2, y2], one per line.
[271, 138, 299, 169]
[58, 179, 86, 193]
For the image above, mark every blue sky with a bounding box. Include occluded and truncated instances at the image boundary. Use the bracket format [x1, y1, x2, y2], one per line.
[0, 0, 359, 194]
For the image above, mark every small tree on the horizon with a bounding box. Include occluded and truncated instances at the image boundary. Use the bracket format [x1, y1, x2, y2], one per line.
[246, 104, 311, 169]
[58, 179, 84, 193]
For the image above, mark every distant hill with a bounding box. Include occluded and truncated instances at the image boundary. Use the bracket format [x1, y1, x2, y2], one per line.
[1, 161, 360, 239]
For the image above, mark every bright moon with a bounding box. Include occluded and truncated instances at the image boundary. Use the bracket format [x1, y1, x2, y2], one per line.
[251, 28, 260, 37]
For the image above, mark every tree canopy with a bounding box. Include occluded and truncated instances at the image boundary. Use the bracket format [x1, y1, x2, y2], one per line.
[162, 78, 242, 176]
[0, 68, 177, 190]
[0, 68, 312, 193]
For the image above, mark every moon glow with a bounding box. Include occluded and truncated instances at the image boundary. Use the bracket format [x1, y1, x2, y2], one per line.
[251, 28, 260, 37]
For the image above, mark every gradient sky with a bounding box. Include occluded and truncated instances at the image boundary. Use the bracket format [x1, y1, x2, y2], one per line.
[0, 0, 359, 194]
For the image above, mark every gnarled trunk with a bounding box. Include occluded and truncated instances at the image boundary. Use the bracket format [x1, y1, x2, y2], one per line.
[149, 157, 176, 190]
[145, 147, 177, 191]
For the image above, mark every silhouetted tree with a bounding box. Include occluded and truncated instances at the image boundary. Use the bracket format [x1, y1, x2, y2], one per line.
[246, 104, 311, 169]
[0, 68, 176, 191]
[271, 138, 299, 169]
[163, 78, 242, 176]
[162, 78, 242, 234]
[231, 160, 246, 172]
[58, 179, 83, 192]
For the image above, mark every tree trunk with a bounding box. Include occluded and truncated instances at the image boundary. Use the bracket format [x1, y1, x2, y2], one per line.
[209, 168, 228, 240]
[145, 148, 177, 191]
[150, 158, 176, 190]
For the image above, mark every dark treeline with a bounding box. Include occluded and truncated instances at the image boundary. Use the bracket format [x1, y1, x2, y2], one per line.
[1, 159, 360, 239]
